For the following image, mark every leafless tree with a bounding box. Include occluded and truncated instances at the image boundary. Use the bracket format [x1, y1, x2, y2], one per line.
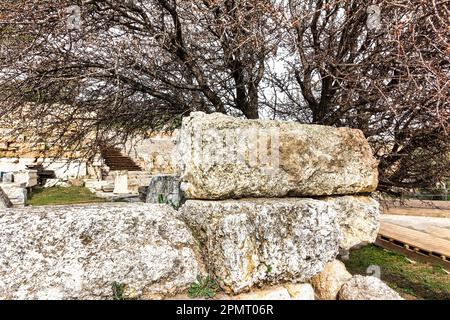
[266, 0, 449, 192]
[0, 0, 449, 192]
[0, 0, 281, 154]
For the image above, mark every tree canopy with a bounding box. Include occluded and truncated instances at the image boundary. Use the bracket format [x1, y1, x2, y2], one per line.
[0, 0, 449, 192]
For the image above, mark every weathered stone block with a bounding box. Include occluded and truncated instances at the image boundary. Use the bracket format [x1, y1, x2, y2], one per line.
[84, 179, 110, 191]
[43, 178, 69, 188]
[180, 198, 340, 294]
[0, 203, 204, 300]
[14, 170, 38, 188]
[177, 112, 378, 199]
[339, 275, 403, 300]
[113, 170, 129, 194]
[0, 183, 27, 207]
[326, 196, 380, 250]
[2, 173, 13, 183]
[146, 175, 184, 208]
[285, 283, 315, 300]
[310, 260, 352, 300]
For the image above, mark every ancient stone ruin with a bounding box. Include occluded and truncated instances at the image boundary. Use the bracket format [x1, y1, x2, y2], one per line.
[0, 112, 402, 300]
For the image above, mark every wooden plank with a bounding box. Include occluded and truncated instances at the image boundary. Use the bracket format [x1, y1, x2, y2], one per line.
[425, 226, 450, 241]
[383, 200, 450, 210]
[379, 222, 450, 257]
[383, 207, 450, 218]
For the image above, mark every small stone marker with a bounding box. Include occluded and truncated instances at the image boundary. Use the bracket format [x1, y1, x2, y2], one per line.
[113, 171, 129, 194]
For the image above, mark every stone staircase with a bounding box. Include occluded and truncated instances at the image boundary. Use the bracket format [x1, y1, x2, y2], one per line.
[96, 146, 152, 194]
[100, 147, 142, 171]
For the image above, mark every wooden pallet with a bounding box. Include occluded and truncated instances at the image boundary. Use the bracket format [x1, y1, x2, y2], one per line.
[426, 226, 450, 241]
[383, 207, 450, 218]
[377, 222, 450, 270]
[375, 237, 450, 271]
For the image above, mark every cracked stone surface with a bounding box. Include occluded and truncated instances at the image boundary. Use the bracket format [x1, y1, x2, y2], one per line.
[0, 203, 203, 300]
[180, 198, 341, 294]
[176, 112, 378, 199]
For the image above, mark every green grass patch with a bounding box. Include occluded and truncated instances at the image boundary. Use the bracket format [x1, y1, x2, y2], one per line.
[345, 245, 450, 300]
[112, 282, 126, 300]
[27, 186, 106, 206]
[188, 275, 220, 299]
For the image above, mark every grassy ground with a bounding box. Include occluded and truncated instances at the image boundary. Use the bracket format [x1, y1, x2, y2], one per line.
[27, 186, 106, 206]
[345, 244, 450, 300]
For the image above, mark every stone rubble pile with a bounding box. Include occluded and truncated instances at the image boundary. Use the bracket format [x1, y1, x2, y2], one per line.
[0, 112, 402, 300]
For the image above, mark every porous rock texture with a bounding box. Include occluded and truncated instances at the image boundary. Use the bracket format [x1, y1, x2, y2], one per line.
[284, 283, 316, 300]
[325, 196, 380, 250]
[0, 203, 203, 300]
[146, 175, 184, 208]
[177, 112, 378, 199]
[310, 260, 352, 300]
[339, 275, 403, 300]
[169, 283, 315, 300]
[228, 283, 315, 300]
[180, 198, 341, 294]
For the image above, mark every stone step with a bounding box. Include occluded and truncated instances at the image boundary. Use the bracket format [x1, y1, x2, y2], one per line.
[101, 146, 143, 172]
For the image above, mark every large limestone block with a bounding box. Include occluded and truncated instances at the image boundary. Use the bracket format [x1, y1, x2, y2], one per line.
[177, 112, 378, 199]
[84, 179, 110, 191]
[326, 196, 380, 250]
[310, 260, 352, 300]
[0, 203, 203, 300]
[0, 183, 27, 207]
[339, 275, 403, 300]
[180, 198, 340, 294]
[13, 170, 38, 188]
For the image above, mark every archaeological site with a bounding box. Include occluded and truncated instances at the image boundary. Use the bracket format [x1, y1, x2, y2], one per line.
[0, 0, 448, 307]
[0, 113, 405, 300]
